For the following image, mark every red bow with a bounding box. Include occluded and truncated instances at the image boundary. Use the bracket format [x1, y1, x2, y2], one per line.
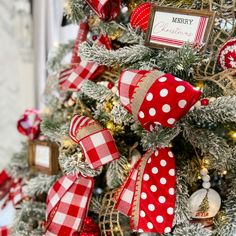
[85, 0, 120, 21]
[17, 109, 41, 140]
[115, 70, 201, 233]
[59, 21, 111, 92]
[45, 115, 119, 235]
[69, 115, 120, 169]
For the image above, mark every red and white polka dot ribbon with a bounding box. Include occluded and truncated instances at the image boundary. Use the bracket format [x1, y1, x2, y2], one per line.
[115, 70, 202, 233]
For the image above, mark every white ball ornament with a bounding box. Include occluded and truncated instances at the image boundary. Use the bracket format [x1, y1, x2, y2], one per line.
[189, 188, 221, 219]
[202, 175, 210, 182]
[202, 181, 211, 189]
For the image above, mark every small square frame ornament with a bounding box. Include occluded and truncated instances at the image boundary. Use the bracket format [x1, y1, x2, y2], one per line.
[145, 6, 216, 50]
[28, 140, 60, 175]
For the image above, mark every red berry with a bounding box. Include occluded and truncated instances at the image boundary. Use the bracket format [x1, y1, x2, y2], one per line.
[92, 35, 98, 41]
[107, 82, 114, 89]
[201, 98, 209, 106]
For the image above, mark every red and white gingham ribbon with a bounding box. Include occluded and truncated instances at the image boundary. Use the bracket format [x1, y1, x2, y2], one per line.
[17, 109, 41, 140]
[85, 0, 121, 21]
[69, 115, 120, 170]
[45, 175, 94, 235]
[59, 22, 111, 91]
[71, 21, 89, 64]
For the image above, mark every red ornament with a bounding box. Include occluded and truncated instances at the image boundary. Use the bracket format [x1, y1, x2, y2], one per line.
[92, 35, 98, 41]
[78, 217, 100, 236]
[218, 37, 236, 70]
[17, 108, 41, 140]
[201, 98, 209, 106]
[130, 2, 152, 32]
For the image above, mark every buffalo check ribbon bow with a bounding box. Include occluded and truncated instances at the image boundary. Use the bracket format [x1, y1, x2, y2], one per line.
[45, 115, 119, 235]
[59, 20, 111, 92]
[114, 70, 202, 234]
[17, 108, 41, 140]
[85, 0, 121, 21]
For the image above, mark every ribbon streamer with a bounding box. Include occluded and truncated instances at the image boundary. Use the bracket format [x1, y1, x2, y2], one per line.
[115, 70, 201, 233]
[59, 21, 111, 91]
[45, 175, 94, 235]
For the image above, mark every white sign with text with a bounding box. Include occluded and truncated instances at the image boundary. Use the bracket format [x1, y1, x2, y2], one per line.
[149, 11, 209, 48]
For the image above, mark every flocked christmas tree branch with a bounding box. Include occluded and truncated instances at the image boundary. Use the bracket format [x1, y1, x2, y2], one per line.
[79, 42, 154, 66]
[14, 201, 46, 236]
[182, 123, 232, 170]
[187, 96, 236, 124]
[24, 174, 59, 197]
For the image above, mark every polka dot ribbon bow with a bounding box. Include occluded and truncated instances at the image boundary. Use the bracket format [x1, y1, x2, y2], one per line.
[17, 108, 41, 140]
[45, 115, 120, 235]
[114, 70, 202, 234]
[85, 0, 121, 21]
[59, 20, 111, 91]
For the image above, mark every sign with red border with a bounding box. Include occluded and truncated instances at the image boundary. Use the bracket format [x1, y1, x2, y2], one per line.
[145, 6, 216, 49]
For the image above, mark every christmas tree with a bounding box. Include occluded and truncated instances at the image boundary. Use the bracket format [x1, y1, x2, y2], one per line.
[1, 0, 236, 235]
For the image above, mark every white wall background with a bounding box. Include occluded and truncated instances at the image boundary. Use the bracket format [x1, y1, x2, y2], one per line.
[0, 1, 35, 169]
[0, 0, 79, 169]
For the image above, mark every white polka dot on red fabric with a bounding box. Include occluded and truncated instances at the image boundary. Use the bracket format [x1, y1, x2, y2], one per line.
[146, 92, 153, 101]
[139, 111, 144, 118]
[147, 222, 153, 229]
[138, 229, 144, 232]
[159, 77, 167, 82]
[162, 104, 171, 113]
[168, 151, 174, 158]
[164, 227, 171, 233]
[156, 215, 164, 223]
[176, 85, 185, 93]
[152, 167, 158, 174]
[155, 150, 159, 156]
[143, 174, 149, 181]
[147, 157, 151, 164]
[149, 124, 154, 131]
[150, 185, 157, 192]
[167, 118, 175, 125]
[149, 108, 156, 116]
[141, 192, 147, 199]
[159, 196, 166, 203]
[160, 160, 167, 167]
[140, 210, 146, 217]
[160, 177, 167, 184]
[169, 188, 175, 195]
[178, 99, 187, 108]
[148, 204, 155, 211]
[169, 169, 175, 176]
[175, 77, 182, 81]
[167, 207, 174, 215]
[160, 88, 168, 97]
